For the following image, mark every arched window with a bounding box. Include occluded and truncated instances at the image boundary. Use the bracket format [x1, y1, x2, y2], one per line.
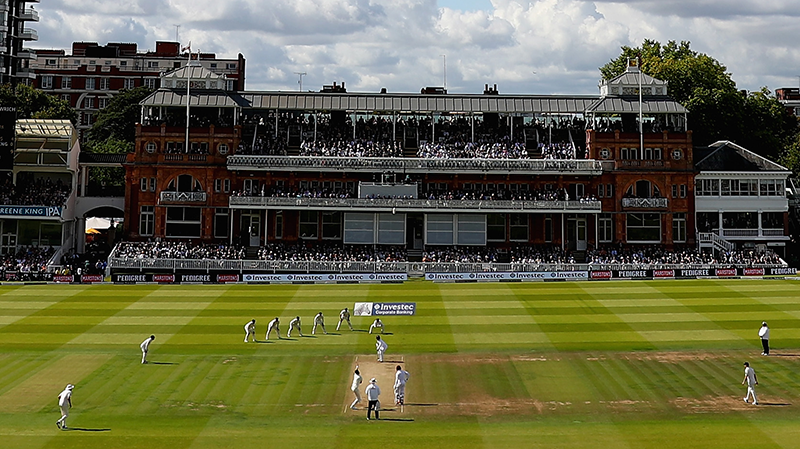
[626, 180, 661, 199]
[166, 174, 203, 192]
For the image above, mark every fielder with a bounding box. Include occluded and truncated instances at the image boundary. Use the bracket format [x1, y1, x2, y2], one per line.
[265, 317, 280, 340]
[55, 384, 74, 429]
[337, 307, 353, 331]
[140, 335, 155, 364]
[375, 335, 388, 362]
[350, 367, 363, 410]
[244, 319, 256, 342]
[742, 362, 758, 405]
[369, 318, 385, 334]
[287, 316, 303, 338]
[394, 365, 410, 405]
[313, 312, 327, 335]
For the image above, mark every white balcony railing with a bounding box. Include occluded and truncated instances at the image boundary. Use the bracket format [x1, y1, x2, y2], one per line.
[762, 229, 786, 237]
[229, 196, 603, 213]
[621, 197, 668, 208]
[18, 8, 39, 21]
[227, 155, 606, 175]
[18, 28, 38, 40]
[722, 229, 759, 237]
[159, 191, 207, 204]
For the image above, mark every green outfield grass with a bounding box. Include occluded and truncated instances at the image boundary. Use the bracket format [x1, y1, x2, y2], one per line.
[1, 279, 799, 448]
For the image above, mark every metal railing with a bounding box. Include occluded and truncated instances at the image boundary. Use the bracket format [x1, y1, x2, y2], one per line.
[159, 191, 207, 203]
[697, 232, 735, 252]
[227, 155, 606, 175]
[228, 196, 603, 212]
[621, 197, 668, 208]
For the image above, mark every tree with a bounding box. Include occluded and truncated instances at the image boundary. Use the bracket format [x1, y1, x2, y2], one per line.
[0, 83, 77, 123]
[85, 86, 154, 147]
[83, 86, 154, 189]
[600, 40, 799, 162]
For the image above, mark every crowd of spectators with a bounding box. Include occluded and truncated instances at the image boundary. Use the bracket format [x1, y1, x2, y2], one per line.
[113, 241, 246, 260]
[0, 177, 70, 207]
[588, 247, 784, 266]
[421, 246, 500, 263]
[423, 186, 595, 202]
[538, 142, 579, 160]
[510, 246, 575, 264]
[0, 246, 56, 273]
[107, 241, 785, 268]
[299, 139, 403, 158]
[231, 186, 355, 199]
[417, 140, 528, 159]
[258, 243, 406, 262]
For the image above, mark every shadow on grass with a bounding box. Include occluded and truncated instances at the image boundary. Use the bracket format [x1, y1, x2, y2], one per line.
[404, 403, 438, 407]
[381, 360, 404, 364]
[63, 427, 111, 432]
[150, 362, 177, 365]
[301, 335, 317, 338]
[759, 402, 791, 406]
[255, 340, 273, 344]
[375, 418, 414, 422]
[770, 354, 800, 357]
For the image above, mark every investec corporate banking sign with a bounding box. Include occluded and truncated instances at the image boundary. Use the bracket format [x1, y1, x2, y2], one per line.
[353, 302, 417, 316]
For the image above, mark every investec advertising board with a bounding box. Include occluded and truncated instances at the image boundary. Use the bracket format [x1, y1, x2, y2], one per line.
[242, 273, 407, 283]
[425, 271, 588, 282]
[353, 302, 416, 316]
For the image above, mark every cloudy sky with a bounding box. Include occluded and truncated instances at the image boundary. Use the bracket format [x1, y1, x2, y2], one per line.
[33, 0, 800, 96]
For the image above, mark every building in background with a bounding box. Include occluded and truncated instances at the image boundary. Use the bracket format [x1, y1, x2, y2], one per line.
[0, 0, 39, 85]
[776, 88, 800, 117]
[27, 41, 245, 141]
[2, 119, 79, 257]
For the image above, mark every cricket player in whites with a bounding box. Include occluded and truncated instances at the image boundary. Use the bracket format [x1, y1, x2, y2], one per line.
[313, 312, 327, 335]
[55, 384, 74, 429]
[337, 307, 353, 331]
[244, 319, 256, 342]
[265, 317, 280, 340]
[287, 316, 303, 338]
[140, 335, 155, 364]
[369, 318, 385, 334]
[394, 365, 409, 405]
[375, 335, 388, 362]
[743, 362, 759, 405]
[350, 366, 363, 410]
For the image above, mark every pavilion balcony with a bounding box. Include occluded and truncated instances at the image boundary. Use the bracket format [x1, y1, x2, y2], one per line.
[159, 191, 207, 204]
[228, 196, 603, 214]
[227, 155, 606, 175]
[621, 197, 668, 209]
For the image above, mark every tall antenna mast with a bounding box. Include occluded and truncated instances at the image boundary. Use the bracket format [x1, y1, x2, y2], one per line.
[440, 54, 447, 90]
[174, 24, 181, 43]
[294, 72, 306, 91]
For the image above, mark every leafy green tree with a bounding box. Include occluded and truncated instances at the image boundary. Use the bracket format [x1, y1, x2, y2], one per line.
[0, 83, 77, 122]
[600, 40, 799, 162]
[82, 87, 153, 189]
[85, 86, 154, 147]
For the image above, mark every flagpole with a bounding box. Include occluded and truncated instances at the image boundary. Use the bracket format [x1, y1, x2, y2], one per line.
[638, 58, 643, 160]
[185, 43, 192, 154]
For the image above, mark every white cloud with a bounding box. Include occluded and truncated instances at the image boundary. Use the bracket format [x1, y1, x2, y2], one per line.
[28, 0, 800, 95]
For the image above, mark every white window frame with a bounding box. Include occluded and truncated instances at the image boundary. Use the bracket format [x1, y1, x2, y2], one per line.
[139, 206, 154, 236]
